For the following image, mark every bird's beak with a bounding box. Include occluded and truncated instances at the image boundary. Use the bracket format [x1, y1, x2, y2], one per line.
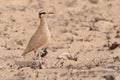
[47, 12, 54, 14]
[39, 11, 54, 18]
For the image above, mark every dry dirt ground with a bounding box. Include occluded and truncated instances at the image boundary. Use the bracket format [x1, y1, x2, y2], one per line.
[0, 0, 120, 80]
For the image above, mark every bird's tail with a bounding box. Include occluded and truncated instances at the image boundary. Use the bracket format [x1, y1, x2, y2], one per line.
[22, 49, 29, 56]
[22, 47, 33, 56]
[22, 51, 27, 56]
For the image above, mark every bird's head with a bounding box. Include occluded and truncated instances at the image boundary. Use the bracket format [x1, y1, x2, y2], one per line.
[39, 10, 54, 18]
[39, 11, 46, 18]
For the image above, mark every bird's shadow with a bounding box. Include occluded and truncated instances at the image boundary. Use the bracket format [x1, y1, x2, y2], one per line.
[14, 60, 40, 69]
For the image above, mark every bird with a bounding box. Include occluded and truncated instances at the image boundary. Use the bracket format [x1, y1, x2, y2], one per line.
[22, 11, 51, 68]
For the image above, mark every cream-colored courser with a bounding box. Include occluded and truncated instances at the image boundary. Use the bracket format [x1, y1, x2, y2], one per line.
[22, 11, 51, 58]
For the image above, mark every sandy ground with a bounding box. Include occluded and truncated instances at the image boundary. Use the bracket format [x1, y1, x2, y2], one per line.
[0, 0, 120, 80]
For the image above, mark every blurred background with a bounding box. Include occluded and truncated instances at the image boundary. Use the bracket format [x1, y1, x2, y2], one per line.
[0, 0, 120, 80]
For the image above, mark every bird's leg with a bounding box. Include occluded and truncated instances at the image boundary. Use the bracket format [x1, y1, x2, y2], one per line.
[37, 49, 43, 69]
[36, 48, 48, 69]
[32, 50, 37, 61]
[26, 50, 38, 69]
[41, 47, 48, 67]
[38, 52, 42, 69]
[30, 50, 42, 69]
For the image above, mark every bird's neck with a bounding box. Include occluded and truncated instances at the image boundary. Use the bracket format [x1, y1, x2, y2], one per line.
[39, 16, 47, 28]
[36, 15, 49, 34]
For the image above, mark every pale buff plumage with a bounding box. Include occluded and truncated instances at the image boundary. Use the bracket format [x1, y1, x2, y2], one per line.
[22, 11, 51, 56]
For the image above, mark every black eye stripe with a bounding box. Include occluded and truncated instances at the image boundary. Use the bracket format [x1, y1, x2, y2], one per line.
[39, 11, 46, 15]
